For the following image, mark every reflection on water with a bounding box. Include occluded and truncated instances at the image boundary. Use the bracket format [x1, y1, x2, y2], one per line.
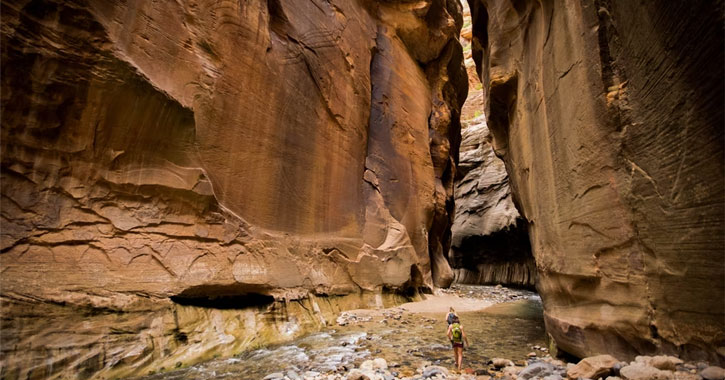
[134, 295, 545, 379]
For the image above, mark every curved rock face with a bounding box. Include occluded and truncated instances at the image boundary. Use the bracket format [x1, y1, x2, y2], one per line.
[450, 116, 535, 287]
[449, 5, 535, 289]
[468, 0, 724, 362]
[0, 0, 466, 377]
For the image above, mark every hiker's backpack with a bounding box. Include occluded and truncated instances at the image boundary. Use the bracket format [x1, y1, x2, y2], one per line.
[451, 323, 462, 342]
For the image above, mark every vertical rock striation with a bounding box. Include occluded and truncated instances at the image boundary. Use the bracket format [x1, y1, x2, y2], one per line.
[0, 0, 466, 377]
[468, 0, 724, 362]
[450, 3, 535, 289]
[450, 115, 535, 287]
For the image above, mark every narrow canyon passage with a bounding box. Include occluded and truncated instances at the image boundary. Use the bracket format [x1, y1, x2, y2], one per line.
[447, 6, 536, 289]
[0, 0, 723, 379]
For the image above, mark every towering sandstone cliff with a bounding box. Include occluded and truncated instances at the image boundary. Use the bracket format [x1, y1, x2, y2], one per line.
[449, 12, 535, 288]
[468, 0, 724, 362]
[0, 0, 467, 377]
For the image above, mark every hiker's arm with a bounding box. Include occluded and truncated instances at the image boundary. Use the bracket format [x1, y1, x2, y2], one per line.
[447, 325, 452, 341]
[462, 327, 470, 346]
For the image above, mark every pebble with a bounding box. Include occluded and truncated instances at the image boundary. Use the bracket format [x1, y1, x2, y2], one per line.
[491, 358, 514, 368]
[261, 354, 725, 380]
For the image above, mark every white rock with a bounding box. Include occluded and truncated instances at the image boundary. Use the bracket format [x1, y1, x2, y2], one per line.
[373, 358, 388, 370]
[360, 360, 375, 371]
[491, 358, 514, 368]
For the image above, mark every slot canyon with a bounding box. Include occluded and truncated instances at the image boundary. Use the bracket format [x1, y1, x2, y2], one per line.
[0, 0, 722, 379]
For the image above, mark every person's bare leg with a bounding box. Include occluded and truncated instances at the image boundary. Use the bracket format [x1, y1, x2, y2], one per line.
[456, 347, 463, 371]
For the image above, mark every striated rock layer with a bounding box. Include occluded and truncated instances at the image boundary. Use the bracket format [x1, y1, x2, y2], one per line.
[449, 115, 534, 288]
[449, 5, 535, 289]
[468, 0, 724, 362]
[0, 0, 467, 377]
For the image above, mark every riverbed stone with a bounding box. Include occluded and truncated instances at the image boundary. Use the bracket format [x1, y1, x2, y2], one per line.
[701, 366, 725, 380]
[373, 358, 388, 370]
[491, 358, 514, 368]
[501, 365, 523, 377]
[542, 375, 564, 380]
[634, 356, 684, 371]
[567, 355, 619, 379]
[422, 365, 449, 378]
[347, 369, 373, 380]
[673, 371, 699, 380]
[264, 373, 285, 380]
[619, 363, 674, 380]
[519, 361, 557, 379]
[360, 360, 375, 371]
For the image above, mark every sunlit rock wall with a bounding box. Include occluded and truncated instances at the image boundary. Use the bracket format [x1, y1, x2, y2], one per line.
[468, 0, 724, 362]
[0, 0, 467, 377]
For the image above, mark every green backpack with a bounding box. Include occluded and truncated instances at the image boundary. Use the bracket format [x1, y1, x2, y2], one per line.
[451, 323, 462, 343]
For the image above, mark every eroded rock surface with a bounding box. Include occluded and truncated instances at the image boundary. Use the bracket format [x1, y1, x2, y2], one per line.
[468, 0, 724, 362]
[450, 116, 534, 287]
[0, 0, 466, 377]
[449, 5, 534, 288]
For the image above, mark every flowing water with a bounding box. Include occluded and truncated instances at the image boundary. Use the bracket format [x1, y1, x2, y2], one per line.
[135, 291, 545, 380]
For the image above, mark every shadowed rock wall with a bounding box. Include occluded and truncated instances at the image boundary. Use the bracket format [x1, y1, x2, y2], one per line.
[0, 0, 466, 377]
[449, 4, 535, 289]
[468, 0, 724, 362]
[450, 115, 535, 288]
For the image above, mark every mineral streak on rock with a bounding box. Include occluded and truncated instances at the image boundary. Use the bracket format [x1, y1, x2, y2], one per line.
[0, 0, 466, 377]
[468, 0, 724, 362]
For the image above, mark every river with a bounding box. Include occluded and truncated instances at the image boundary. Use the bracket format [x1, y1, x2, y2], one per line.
[133, 286, 545, 379]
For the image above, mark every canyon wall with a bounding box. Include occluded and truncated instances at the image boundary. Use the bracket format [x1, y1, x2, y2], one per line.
[449, 6, 535, 289]
[0, 0, 467, 377]
[468, 0, 724, 362]
[450, 115, 535, 287]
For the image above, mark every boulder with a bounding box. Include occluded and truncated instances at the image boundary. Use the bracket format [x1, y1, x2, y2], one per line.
[634, 356, 684, 371]
[519, 362, 557, 379]
[567, 355, 619, 379]
[701, 366, 725, 380]
[373, 358, 388, 370]
[620, 363, 674, 380]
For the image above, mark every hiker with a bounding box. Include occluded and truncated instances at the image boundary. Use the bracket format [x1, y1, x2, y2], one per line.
[447, 315, 469, 372]
[445, 307, 457, 325]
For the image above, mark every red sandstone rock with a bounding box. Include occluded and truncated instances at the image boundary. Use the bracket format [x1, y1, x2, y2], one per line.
[467, 0, 724, 363]
[0, 0, 466, 377]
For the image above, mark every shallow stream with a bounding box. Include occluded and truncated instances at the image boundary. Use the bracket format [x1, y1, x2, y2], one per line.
[135, 288, 545, 379]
